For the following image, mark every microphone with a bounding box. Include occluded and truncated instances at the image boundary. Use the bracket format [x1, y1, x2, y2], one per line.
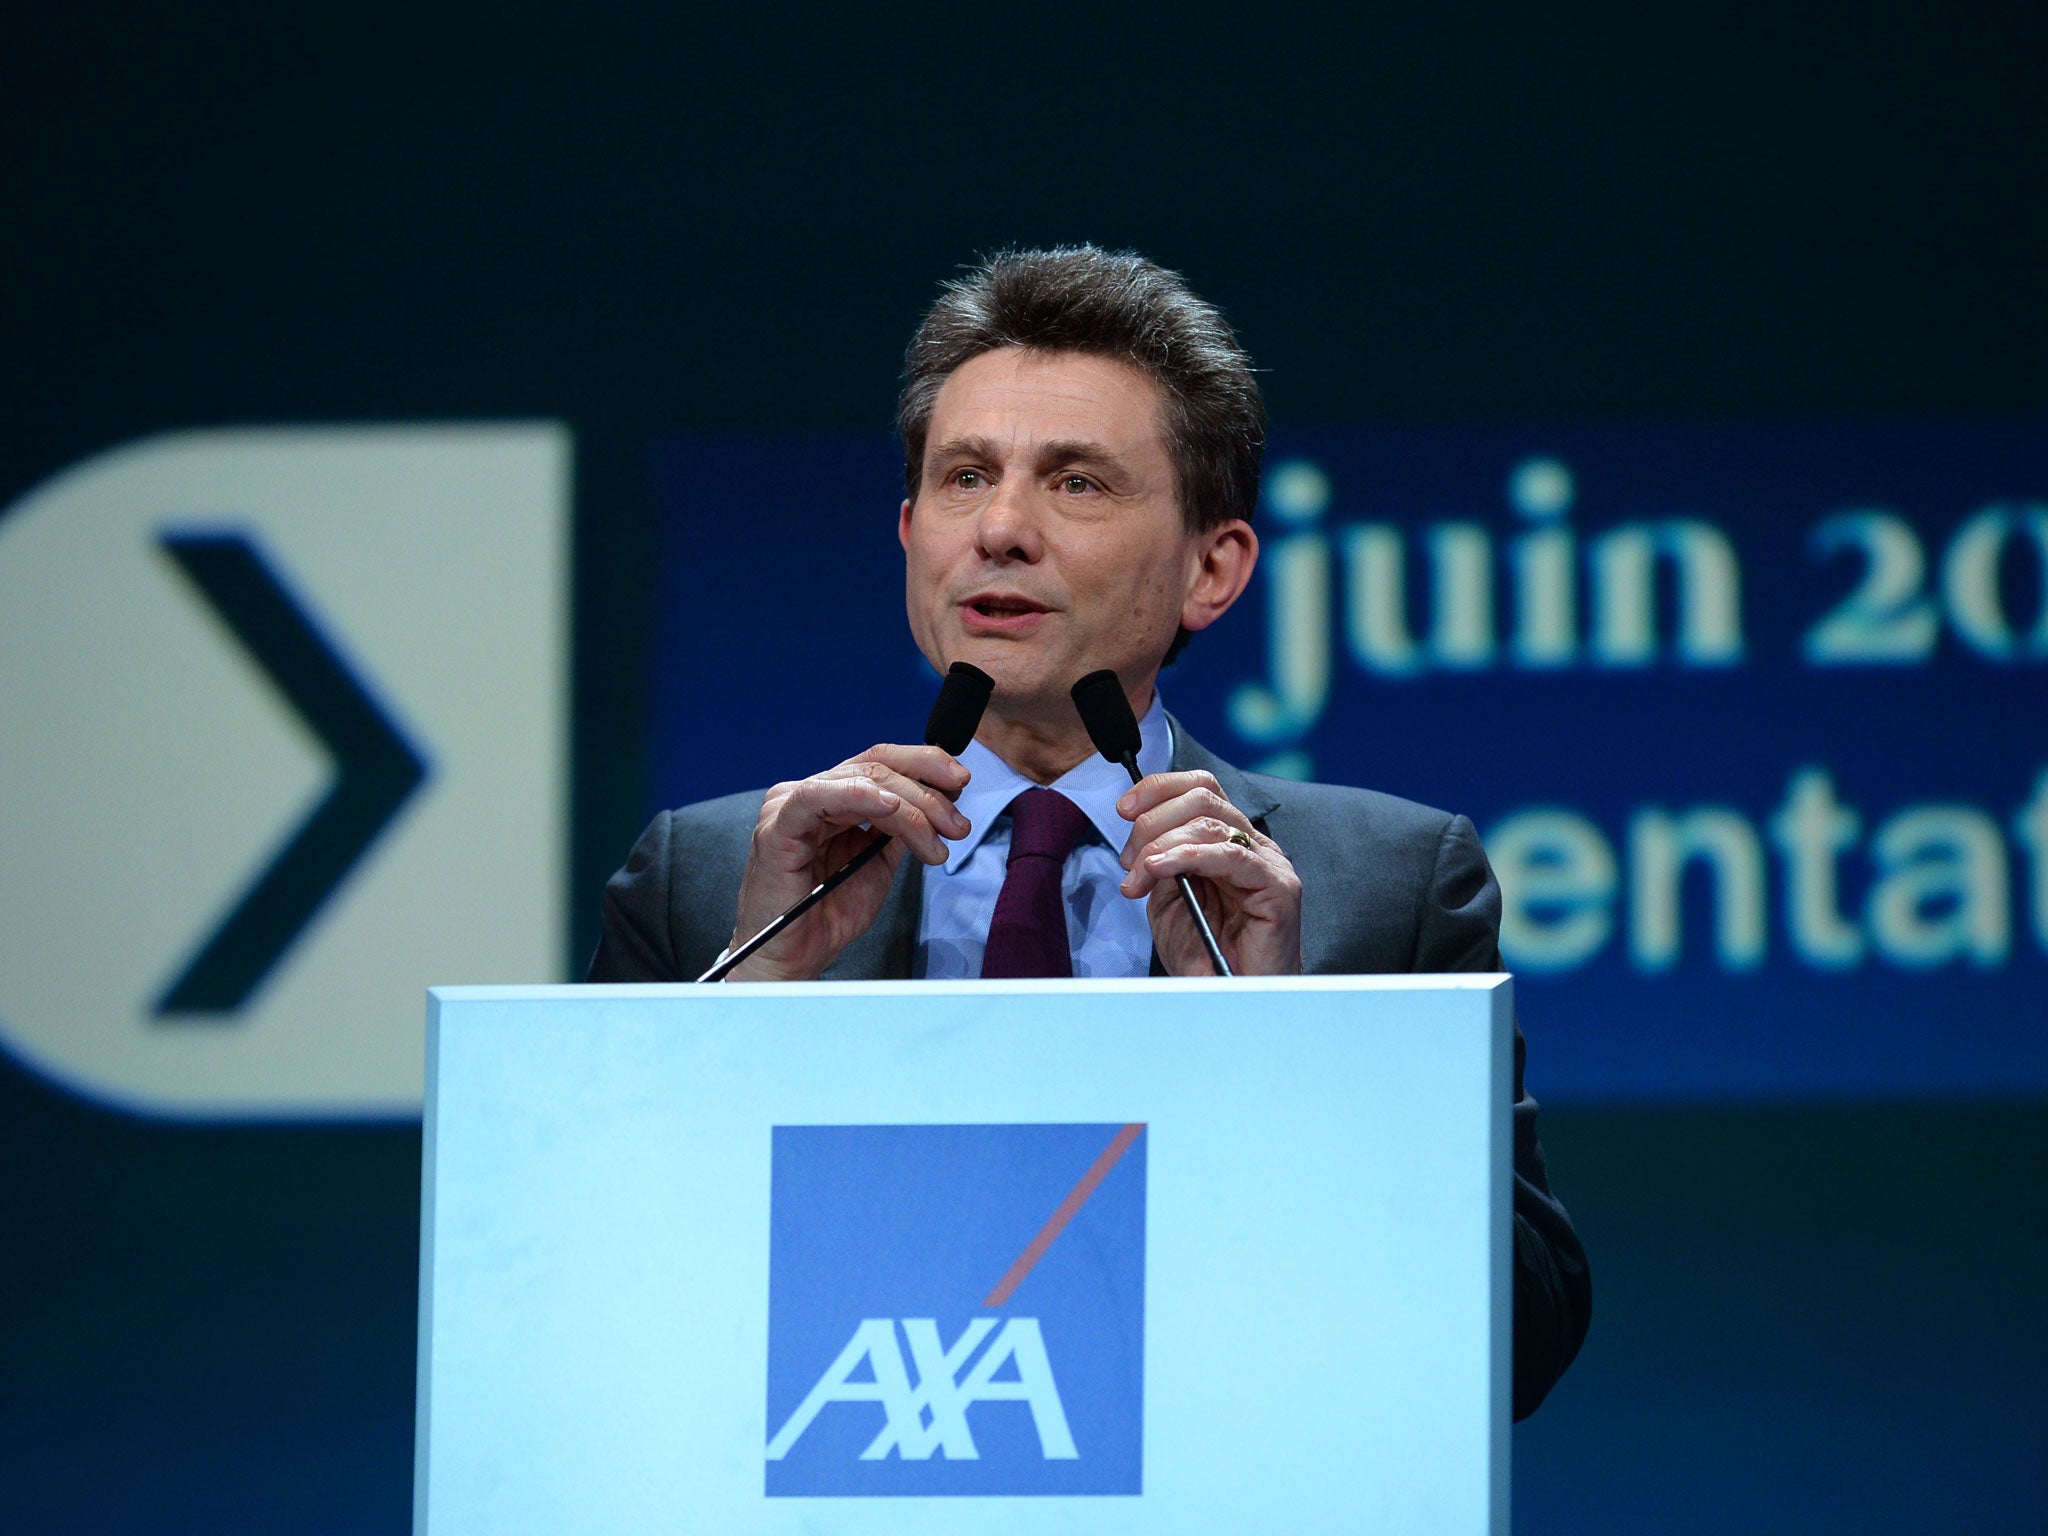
[923, 660, 996, 756]
[1070, 669, 1234, 978]
[698, 662, 995, 982]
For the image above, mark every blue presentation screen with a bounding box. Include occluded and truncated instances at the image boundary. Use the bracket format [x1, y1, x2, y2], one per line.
[649, 423, 2047, 1102]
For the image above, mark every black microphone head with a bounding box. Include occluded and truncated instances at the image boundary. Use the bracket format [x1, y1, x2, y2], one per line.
[924, 662, 996, 754]
[1070, 669, 1143, 764]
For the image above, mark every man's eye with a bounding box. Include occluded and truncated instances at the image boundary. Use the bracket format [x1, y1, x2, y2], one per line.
[954, 470, 983, 489]
[1061, 475, 1093, 494]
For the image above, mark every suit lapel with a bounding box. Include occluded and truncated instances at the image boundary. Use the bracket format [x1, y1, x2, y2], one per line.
[1168, 718, 1281, 827]
[1150, 715, 1282, 976]
[820, 845, 923, 980]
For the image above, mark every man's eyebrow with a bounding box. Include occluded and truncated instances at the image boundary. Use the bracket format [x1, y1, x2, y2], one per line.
[1034, 439, 1130, 475]
[924, 435, 1001, 471]
[922, 434, 1133, 479]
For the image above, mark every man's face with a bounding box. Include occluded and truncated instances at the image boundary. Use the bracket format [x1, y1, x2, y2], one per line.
[899, 347, 1209, 722]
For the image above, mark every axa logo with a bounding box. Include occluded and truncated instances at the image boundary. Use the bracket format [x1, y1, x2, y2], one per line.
[763, 1122, 1147, 1497]
[765, 1316, 1076, 1462]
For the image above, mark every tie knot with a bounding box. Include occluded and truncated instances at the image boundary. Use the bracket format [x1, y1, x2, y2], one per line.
[1004, 788, 1093, 865]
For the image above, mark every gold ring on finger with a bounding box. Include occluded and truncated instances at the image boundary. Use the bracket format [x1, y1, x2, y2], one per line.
[1225, 827, 1255, 849]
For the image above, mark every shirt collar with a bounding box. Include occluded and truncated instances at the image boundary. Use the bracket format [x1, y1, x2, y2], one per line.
[944, 689, 1173, 872]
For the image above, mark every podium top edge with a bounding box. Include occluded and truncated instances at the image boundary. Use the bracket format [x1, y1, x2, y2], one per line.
[428, 975, 1513, 1004]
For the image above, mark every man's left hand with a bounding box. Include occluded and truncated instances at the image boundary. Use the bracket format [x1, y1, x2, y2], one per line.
[1117, 770, 1303, 976]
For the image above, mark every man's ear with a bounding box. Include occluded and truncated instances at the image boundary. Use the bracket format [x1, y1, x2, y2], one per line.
[1180, 520, 1259, 635]
[898, 497, 914, 552]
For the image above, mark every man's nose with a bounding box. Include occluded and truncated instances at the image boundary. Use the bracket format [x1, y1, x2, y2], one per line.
[972, 478, 1045, 563]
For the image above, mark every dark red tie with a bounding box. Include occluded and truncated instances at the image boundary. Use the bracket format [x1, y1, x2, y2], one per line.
[979, 788, 1094, 978]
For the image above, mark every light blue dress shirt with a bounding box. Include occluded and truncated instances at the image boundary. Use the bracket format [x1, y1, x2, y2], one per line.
[915, 691, 1174, 979]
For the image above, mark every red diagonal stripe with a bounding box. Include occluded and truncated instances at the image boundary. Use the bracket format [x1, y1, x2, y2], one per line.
[983, 1122, 1146, 1308]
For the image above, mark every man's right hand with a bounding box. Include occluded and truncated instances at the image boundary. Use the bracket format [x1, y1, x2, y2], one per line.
[723, 744, 972, 981]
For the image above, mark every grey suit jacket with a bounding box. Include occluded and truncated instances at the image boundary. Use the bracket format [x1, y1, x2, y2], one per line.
[587, 719, 1591, 1417]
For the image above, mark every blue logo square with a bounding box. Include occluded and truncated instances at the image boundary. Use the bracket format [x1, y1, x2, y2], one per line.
[765, 1122, 1146, 1497]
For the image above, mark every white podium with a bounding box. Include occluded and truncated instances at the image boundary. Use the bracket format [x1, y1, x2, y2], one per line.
[414, 976, 1512, 1535]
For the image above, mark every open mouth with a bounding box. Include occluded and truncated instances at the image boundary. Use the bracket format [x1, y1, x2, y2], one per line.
[967, 596, 1048, 618]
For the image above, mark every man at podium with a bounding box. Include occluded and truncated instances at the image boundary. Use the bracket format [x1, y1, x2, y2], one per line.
[588, 245, 1590, 1418]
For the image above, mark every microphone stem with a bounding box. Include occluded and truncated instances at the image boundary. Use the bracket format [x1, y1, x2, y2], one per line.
[1118, 753, 1234, 979]
[696, 835, 891, 983]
